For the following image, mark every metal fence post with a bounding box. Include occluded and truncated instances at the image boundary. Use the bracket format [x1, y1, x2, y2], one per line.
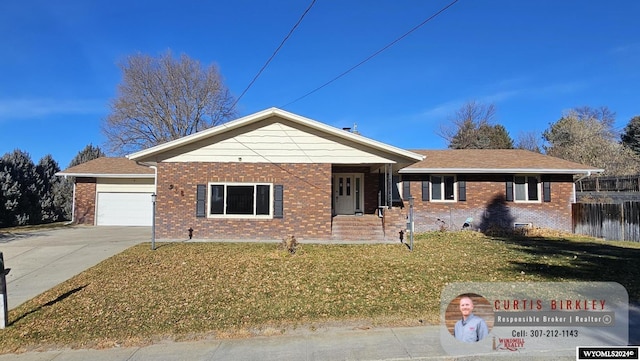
[409, 197, 415, 251]
[151, 193, 157, 250]
[0, 252, 10, 329]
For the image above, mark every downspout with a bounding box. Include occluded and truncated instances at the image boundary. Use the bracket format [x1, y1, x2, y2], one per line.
[134, 160, 158, 222]
[71, 181, 76, 224]
[64, 175, 76, 225]
[573, 171, 592, 203]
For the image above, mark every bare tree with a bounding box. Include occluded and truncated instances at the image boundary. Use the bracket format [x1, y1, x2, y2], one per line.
[515, 131, 542, 153]
[439, 101, 513, 149]
[543, 106, 640, 175]
[103, 51, 236, 154]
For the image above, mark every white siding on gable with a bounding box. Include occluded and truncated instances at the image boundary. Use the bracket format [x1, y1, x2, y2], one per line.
[163, 122, 398, 164]
[96, 178, 155, 193]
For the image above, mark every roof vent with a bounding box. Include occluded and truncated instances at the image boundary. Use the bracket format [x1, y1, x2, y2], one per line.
[342, 123, 360, 134]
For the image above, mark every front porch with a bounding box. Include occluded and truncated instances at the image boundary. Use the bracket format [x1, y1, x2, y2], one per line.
[329, 165, 407, 242]
[329, 208, 408, 242]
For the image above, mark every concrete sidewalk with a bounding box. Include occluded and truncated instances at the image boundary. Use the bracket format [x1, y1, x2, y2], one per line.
[0, 225, 149, 310]
[0, 325, 575, 361]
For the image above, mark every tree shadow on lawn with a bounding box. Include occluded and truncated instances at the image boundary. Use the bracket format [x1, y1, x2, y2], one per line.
[495, 236, 640, 345]
[493, 236, 640, 301]
[10, 284, 87, 326]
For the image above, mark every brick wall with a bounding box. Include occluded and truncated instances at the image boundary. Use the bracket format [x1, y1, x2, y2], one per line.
[74, 177, 96, 225]
[156, 162, 332, 240]
[382, 207, 407, 241]
[403, 174, 575, 233]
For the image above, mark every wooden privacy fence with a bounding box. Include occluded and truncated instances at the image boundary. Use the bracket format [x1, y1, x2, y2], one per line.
[576, 175, 640, 192]
[572, 202, 640, 242]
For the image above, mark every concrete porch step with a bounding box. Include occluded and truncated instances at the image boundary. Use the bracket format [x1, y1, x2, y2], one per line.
[331, 215, 385, 241]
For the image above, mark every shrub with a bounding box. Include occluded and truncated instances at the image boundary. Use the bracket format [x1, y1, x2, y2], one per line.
[281, 235, 299, 254]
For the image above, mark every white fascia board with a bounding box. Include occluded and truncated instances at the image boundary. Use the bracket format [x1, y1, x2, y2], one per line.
[55, 172, 155, 178]
[127, 107, 425, 162]
[398, 168, 604, 174]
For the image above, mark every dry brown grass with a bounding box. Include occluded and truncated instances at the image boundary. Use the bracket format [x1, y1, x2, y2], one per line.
[1, 231, 639, 353]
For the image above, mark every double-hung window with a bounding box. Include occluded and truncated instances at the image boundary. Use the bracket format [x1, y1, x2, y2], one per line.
[431, 175, 456, 201]
[209, 183, 272, 217]
[513, 175, 540, 202]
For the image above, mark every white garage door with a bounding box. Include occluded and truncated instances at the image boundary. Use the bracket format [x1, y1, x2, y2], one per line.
[96, 192, 153, 226]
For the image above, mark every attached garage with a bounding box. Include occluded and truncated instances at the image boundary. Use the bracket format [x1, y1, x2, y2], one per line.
[56, 158, 156, 226]
[96, 192, 154, 226]
[94, 177, 156, 226]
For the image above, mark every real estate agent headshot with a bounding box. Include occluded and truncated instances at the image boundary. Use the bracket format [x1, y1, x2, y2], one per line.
[454, 295, 488, 342]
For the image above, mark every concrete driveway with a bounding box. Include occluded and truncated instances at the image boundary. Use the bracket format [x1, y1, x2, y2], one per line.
[0, 226, 149, 310]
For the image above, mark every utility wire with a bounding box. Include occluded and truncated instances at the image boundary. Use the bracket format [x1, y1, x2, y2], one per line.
[231, 0, 317, 108]
[281, 0, 460, 107]
[216, 1, 320, 190]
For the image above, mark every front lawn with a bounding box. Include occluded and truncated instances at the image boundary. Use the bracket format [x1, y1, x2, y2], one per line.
[2, 231, 639, 353]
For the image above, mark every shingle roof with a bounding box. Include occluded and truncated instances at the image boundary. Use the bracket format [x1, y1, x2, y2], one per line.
[57, 157, 155, 177]
[399, 149, 603, 174]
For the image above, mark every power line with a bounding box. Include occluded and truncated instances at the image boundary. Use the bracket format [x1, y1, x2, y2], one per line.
[281, 0, 460, 108]
[231, 0, 317, 108]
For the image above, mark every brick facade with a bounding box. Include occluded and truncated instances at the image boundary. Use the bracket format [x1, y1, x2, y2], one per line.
[74, 177, 96, 225]
[72, 168, 577, 236]
[156, 162, 333, 240]
[396, 174, 576, 233]
[382, 207, 408, 241]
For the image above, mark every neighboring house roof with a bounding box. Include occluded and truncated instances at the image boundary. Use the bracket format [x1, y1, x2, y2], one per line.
[127, 107, 425, 165]
[56, 157, 155, 178]
[399, 149, 604, 175]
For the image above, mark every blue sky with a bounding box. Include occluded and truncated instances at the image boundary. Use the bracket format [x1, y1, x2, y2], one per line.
[1, 0, 639, 168]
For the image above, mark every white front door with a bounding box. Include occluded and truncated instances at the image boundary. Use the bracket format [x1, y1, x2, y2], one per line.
[333, 173, 363, 215]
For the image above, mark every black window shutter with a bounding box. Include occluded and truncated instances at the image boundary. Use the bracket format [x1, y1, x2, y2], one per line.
[505, 177, 514, 202]
[403, 180, 411, 200]
[542, 176, 551, 202]
[458, 177, 467, 202]
[196, 184, 206, 217]
[274, 185, 284, 219]
[422, 180, 429, 201]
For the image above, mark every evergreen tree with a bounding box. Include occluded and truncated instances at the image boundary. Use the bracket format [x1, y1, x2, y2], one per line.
[69, 144, 106, 167]
[621, 115, 640, 156]
[0, 150, 40, 226]
[0, 158, 8, 227]
[36, 154, 63, 223]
